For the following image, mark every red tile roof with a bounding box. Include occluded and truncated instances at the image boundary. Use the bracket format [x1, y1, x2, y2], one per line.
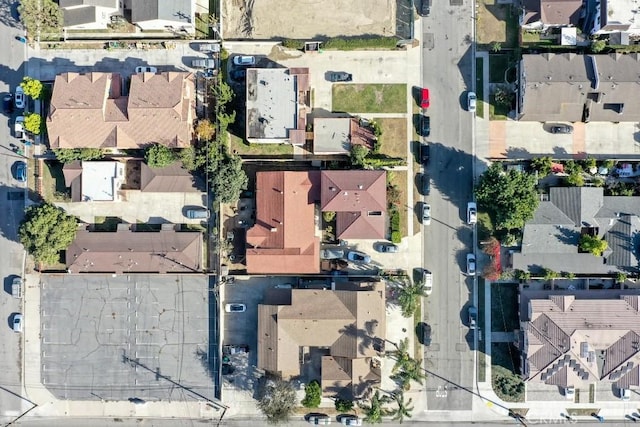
[246, 171, 320, 274]
[47, 72, 194, 149]
[321, 171, 387, 239]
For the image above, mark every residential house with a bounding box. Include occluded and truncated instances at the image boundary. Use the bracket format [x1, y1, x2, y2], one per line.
[519, 291, 640, 392]
[512, 187, 640, 275]
[518, 53, 640, 122]
[140, 161, 203, 192]
[62, 160, 125, 202]
[258, 284, 386, 399]
[245, 171, 321, 274]
[246, 68, 310, 145]
[313, 118, 376, 155]
[320, 170, 387, 239]
[60, 0, 121, 30]
[47, 71, 195, 150]
[124, 0, 195, 34]
[521, 0, 582, 30]
[66, 224, 202, 273]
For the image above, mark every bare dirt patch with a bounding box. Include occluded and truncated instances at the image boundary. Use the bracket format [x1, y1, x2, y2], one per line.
[223, 0, 395, 39]
[477, 0, 508, 45]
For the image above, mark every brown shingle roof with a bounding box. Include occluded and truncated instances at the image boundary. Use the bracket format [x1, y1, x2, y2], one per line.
[47, 72, 194, 149]
[246, 171, 320, 274]
[140, 161, 202, 192]
[321, 170, 387, 239]
[66, 226, 202, 273]
[539, 0, 582, 25]
[257, 286, 386, 398]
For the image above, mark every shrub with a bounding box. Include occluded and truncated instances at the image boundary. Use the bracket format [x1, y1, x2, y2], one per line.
[282, 39, 304, 50]
[391, 231, 402, 243]
[323, 211, 336, 223]
[21, 76, 44, 99]
[145, 144, 176, 168]
[390, 210, 400, 231]
[335, 398, 354, 412]
[24, 112, 42, 134]
[617, 272, 628, 283]
[302, 381, 321, 408]
[492, 365, 525, 402]
[579, 234, 608, 256]
[322, 36, 398, 50]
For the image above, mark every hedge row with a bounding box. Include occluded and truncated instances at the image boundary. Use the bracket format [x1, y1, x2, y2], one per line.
[390, 209, 401, 243]
[281, 36, 398, 51]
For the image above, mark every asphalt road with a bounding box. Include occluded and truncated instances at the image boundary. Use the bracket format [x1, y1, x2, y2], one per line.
[420, 0, 476, 413]
[0, 1, 29, 424]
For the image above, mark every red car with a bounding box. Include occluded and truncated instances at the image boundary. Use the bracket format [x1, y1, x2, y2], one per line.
[420, 88, 430, 109]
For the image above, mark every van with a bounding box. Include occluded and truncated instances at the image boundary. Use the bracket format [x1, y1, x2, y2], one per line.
[12, 277, 22, 299]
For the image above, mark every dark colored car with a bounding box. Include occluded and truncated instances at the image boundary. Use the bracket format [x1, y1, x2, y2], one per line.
[420, 143, 429, 164]
[327, 71, 353, 82]
[373, 242, 399, 253]
[550, 124, 573, 134]
[419, 0, 431, 16]
[3, 94, 14, 114]
[230, 69, 246, 81]
[421, 173, 430, 195]
[421, 115, 431, 137]
[422, 323, 432, 346]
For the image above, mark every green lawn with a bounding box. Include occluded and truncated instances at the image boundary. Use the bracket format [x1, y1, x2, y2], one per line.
[477, 278, 487, 382]
[93, 216, 123, 232]
[332, 84, 407, 114]
[229, 134, 294, 157]
[489, 54, 509, 83]
[475, 57, 485, 119]
[377, 118, 407, 159]
[388, 171, 408, 238]
[491, 282, 519, 332]
[41, 161, 69, 202]
[489, 95, 509, 120]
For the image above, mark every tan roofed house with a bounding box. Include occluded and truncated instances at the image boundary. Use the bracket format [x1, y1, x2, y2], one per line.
[258, 286, 386, 399]
[246, 171, 321, 274]
[321, 170, 387, 239]
[47, 71, 195, 149]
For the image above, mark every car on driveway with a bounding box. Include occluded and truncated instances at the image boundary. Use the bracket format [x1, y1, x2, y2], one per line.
[321, 248, 344, 259]
[467, 202, 477, 225]
[420, 115, 430, 136]
[422, 203, 431, 225]
[468, 306, 477, 329]
[186, 207, 209, 219]
[233, 55, 256, 66]
[373, 242, 398, 253]
[14, 86, 24, 109]
[549, 124, 573, 134]
[327, 71, 352, 82]
[14, 161, 26, 182]
[466, 253, 476, 276]
[14, 115, 24, 139]
[3, 94, 14, 113]
[467, 91, 477, 112]
[15, 35, 27, 43]
[225, 303, 246, 313]
[420, 88, 430, 109]
[12, 313, 22, 333]
[346, 251, 371, 264]
[135, 66, 157, 73]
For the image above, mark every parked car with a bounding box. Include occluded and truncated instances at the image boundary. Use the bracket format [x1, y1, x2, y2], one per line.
[467, 202, 477, 225]
[230, 69, 247, 81]
[420, 88, 430, 109]
[225, 303, 246, 313]
[15, 35, 27, 44]
[192, 58, 216, 69]
[14, 161, 26, 182]
[422, 323, 432, 346]
[135, 66, 157, 74]
[274, 283, 293, 289]
[564, 386, 575, 400]
[327, 71, 353, 82]
[423, 269, 433, 295]
[468, 306, 477, 329]
[620, 388, 630, 401]
[128, 397, 146, 404]
[420, 115, 430, 136]
[14, 115, 24, 139]
[422, 203, 431, 225]
[307, 414, 331, 425]
[3, 94, 14, 113]
[321, 249, 344, 260]
[418, 0, 431, 16]
[339, 415, 362, 426]
[14, 86, 24, 109]
[233, 55, 256, 66]
[550, 124, 573, 134]
[420, 143, 429, 164]
[12, 313, 22, 333]
[346, 251, 371, 264]
[466, 253, 476, 276]
[467, 91, 477, 112]
[12, 277, 22, 299]
[186, 207, 209, 219]
[223, 344, 249, 354]
[421, 173, 430, 195]
[373, 242, 398, 253]
[198, 43, 220, 53]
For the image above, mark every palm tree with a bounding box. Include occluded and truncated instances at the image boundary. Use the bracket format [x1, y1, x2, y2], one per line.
[390, 338, 410, 373]
[397, 277, 429, 317]
[391, 358, 426, 390]
[388, 391, 414, 424]
[359, 390, 390, 424]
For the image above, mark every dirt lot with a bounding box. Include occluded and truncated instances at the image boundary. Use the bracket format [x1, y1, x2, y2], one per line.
[477, 0, 517, 47]
[223, 0, 395, 39]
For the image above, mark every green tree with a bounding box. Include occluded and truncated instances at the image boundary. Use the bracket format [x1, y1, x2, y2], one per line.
[302, 380, 321, 408]
[210, 154, 248, 204]
[19, 202, 78, 265]
[514, 269, 531, 282]
[475, 163, 539, 231]
[195, 119, 216, 141]
[18, 0, 63, 38]
[530, 156, 553, 176]
[492, 365, 525, 402]
[335, 398, 354, 412]
[53, 148, 105, 163]
[145, 144, 177, 168]
[178, 146, 206, 171]
[565, 171, 585, 187]
[258, 380, 297, 424]
[213, 80, 234, 105]
[396, 277, 430, 318]
[322, 211, 336, 223]
[579, 234, 608, 256]
[583, 157, 597, 173]
[359, 390, 390, 424]
[542, 268, 559, 281]
[20, 77, 44, 100]
[493, 87, 514, 108]
[23, 112, 42, 134]
[617, 272, 628, 283]
[350, 145, 369, 168]
[590, 39, 607, 53]
[492, 41, 502, 52]
[391, 357, 425, 390]
[388, 392, 414, 424]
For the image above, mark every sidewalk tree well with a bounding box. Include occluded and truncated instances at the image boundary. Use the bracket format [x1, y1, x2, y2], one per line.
[20, 77, 44, 99]
[388, 391, 414, 424]
[53, 148, 105, 163]
[144, 144, 177, 168]
[19, 202, 78, 265]
[475, 162, 539, 231]
[396, 276, 430, 317]
[359, 390, 391, 424]
[18, 0, 63, 37]
[257, 379, 297, 424]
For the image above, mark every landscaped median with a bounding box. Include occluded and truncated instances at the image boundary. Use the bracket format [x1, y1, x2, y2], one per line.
[332, 84, 407, 114]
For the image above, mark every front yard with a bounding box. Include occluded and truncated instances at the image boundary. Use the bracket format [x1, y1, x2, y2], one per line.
[491, 282, 519, 332]
[229, 134, 294, 157]
[377, 118, 407, 159]
[332, 84, 407, 114]
[476, 0, 519, 48]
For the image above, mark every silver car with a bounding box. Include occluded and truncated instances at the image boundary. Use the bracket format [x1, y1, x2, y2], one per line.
[422, 203, 431, 225]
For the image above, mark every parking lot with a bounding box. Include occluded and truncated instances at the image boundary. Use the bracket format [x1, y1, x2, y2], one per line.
[40, 274, 213, 401]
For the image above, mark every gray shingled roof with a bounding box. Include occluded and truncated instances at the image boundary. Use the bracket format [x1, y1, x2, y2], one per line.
[60, 0, 117, 7]
[62, 6, 97, 26]
[131, 0, 192, 24]
[519, 53, 640, 122]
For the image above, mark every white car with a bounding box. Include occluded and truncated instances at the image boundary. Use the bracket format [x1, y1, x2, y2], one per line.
[467, 91, 477, 112]
[564, 386, 575, 400]
[422, 203, 431, 225]
[423, 270, 433, 296]
[14, 116, 24, 139]
[233, 55, 256, 66]
[466, 253, 476, 276]
[467, 202, 477, 225]
[225, 303, 246, 313]
[340, 415, 362, 426]
[12, 313, 23, 333]
[135, 66, 158, 74]
[15, 86, 25, 109]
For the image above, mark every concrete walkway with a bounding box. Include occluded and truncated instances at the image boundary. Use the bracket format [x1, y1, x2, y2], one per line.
[491, 332, 515, 343]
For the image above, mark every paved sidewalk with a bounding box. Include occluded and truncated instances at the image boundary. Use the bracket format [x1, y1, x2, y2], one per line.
[491, 332, 515, 343]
